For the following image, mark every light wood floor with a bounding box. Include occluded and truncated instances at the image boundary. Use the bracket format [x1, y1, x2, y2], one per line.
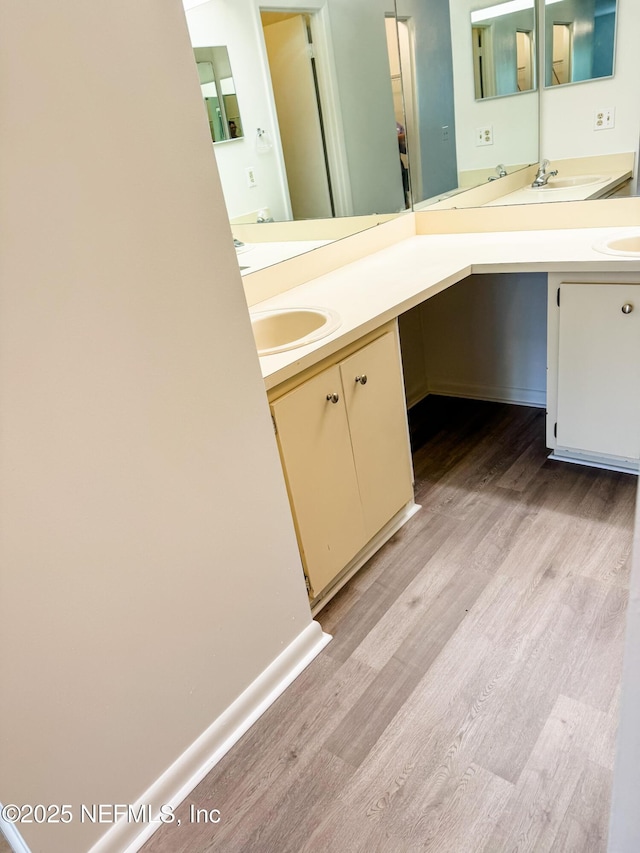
[142, 397, 637, 853]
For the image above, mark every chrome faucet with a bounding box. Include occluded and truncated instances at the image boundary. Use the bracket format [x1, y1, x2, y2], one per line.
[488, 164, 508, 181]
[531, 159, 559, 188]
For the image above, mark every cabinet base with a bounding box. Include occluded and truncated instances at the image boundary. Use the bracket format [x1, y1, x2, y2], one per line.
[310, 500, 421, 615]
[548, 451, 639, 475]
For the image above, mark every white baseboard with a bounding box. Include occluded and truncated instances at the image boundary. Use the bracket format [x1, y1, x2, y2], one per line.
[311, 500, 421, 615]
[88, 621, 330, 853]
[425, 381, 546, 408]
[0, 812, 31, 853]
[548, 452, 639, 475]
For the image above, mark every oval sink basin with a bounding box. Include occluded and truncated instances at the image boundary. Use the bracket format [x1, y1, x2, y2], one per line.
[250, 307, 341, 356]
[527, 175, 606, 191]
[594, 233, 640, 257]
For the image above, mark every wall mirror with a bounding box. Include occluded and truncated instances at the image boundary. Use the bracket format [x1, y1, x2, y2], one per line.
[470, 0, 537, 99]
[194, 46, 244, 142]
[183, 0, 538, 231]
[181, 0, 632, 274]
[544, 0, 617, 87]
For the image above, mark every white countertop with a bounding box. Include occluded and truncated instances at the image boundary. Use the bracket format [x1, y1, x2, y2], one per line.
[253, 225, 640, 390]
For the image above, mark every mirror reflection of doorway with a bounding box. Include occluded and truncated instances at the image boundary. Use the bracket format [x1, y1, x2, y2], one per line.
[516, 30, 534, 91]
[261, 11, 334, 220]
[472, 26, 496, 99]
[386, 16, 420, 205]
[552, 22, 573, 85]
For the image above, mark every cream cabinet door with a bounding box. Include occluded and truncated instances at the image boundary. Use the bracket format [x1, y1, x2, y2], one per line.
[557, 283, 640, 461]
[340, 333, 414, 539]
[271, 364, 367, 597]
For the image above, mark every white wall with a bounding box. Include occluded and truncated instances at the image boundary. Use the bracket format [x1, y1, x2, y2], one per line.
[0, 2, 317, 851]
[540, 0, 640, 162]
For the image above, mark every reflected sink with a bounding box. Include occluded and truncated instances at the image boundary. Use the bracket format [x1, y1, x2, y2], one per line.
[250, 307, 341, 356]
[594, 233, 640, 257]
[527, 174, 606, 191]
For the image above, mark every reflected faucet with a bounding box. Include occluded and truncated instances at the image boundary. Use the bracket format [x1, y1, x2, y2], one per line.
[531, 159, 559, 188]
[488, 164, 508, 181]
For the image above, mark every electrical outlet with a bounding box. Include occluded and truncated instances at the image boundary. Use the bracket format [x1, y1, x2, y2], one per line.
[441, 125, 450, 144]
[476, 125, 493, 146]
[245, 166, 258, 188]
[594, 107, 615, 130]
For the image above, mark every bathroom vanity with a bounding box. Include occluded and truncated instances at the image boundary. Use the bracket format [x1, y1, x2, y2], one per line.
[268, 323, 414, 605]
[247, 204, 640, 608]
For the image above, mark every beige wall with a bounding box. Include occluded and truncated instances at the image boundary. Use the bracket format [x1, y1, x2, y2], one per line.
[0, 1, 313, 851]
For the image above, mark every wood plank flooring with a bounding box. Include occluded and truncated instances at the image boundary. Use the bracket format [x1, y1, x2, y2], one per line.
[141, 397, 637, 853]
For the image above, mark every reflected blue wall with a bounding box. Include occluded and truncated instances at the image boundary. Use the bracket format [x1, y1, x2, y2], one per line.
[397, 0, 458, 200]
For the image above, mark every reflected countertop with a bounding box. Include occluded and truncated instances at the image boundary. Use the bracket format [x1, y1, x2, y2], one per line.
[483, 170, 631, 206]
[238, 239, 332, 275]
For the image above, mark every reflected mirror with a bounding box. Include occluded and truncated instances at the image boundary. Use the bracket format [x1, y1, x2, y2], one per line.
[545, 0, 617, 87]
[471, 0, 537, 99]
[194, 46, 244, 142]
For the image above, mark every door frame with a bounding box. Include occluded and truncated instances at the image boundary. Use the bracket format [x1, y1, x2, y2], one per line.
[393, 15, 422, 204]
[259, 3, 353, 217]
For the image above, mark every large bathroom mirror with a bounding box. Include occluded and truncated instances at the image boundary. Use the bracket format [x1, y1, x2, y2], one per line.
[544, 0, 617, 87]
[471, 0, 537, 99]
[183, 0, 540, 227]
[181, 0, 633, 273]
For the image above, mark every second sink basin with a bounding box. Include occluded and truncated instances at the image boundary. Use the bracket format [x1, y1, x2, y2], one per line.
[250, 306, 341, 356]
[594, 233, 640, 257]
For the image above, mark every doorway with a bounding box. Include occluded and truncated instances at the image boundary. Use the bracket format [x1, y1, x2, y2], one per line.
[551, 23, 573, 85]
[516, 29, 534, 91]
[261, 11, 334, 220]
[472, 25, 496, 99]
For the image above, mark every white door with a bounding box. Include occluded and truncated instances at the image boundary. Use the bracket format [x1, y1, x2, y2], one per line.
[263, 15, 333, 220]
[557, 283, 640, 461]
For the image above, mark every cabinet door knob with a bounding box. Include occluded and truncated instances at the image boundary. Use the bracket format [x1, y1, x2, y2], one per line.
[355, 374, 368, 385]
[622, 303, 634, 314]
[326, 392, 340, 404]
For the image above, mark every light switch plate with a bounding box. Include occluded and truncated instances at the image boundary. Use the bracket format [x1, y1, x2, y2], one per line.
[245, 166, 258, 188]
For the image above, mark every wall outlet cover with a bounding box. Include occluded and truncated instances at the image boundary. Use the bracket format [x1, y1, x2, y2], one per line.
[476, 125, 493, 146]
[594, 108, 615, 130]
